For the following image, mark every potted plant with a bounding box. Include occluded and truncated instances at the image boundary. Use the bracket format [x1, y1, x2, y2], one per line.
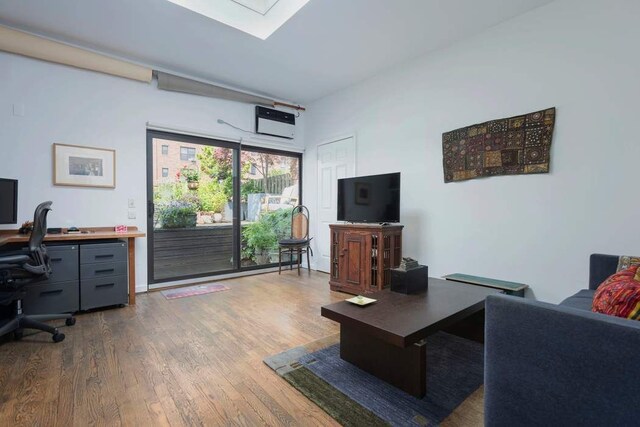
[180, 166, 200, 190]
[242, 220, 278, 264]
[157, 199, 198, 228]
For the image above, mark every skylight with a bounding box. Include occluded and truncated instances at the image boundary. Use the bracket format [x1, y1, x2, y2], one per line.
[231, 0, 279, 15]
[167, 0, 310, 40]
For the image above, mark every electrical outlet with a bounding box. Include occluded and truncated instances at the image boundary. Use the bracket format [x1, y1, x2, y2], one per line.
[128, 198, 135, 208]
[128, 210, 136, 219]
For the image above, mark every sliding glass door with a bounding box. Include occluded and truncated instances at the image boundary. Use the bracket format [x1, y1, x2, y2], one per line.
[240, 147, 301, 267]
[147, 131, 238, 283]
[147, 130, 302, 285]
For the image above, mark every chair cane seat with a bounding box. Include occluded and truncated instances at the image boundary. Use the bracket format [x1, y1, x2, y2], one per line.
[279, 238, 311, 246]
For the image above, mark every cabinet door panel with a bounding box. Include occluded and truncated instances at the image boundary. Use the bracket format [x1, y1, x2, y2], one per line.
[346, 239, 363, 285]
[343, 232, 369, 289]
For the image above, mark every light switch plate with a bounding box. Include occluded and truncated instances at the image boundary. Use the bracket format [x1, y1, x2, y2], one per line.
[12, 103, 25, 117]
[128, 210, 136, 219]
[128, 198, 135, 208]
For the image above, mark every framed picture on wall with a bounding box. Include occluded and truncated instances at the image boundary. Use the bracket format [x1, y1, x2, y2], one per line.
[53, 143, 116, 188]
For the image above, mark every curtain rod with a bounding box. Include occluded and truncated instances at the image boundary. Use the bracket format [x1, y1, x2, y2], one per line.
[155, 71, 306, 111]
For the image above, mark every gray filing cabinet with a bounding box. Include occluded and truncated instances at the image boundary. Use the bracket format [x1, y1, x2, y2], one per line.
[21, 241, 129, 314]
[23, 244, 80, 315]
[80, 242, 128, 310]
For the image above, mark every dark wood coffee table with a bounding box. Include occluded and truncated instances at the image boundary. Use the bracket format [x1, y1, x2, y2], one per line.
[321, 278, 500, 397]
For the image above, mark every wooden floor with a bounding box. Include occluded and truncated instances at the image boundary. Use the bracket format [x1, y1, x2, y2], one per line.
[0, 271, 483, 426]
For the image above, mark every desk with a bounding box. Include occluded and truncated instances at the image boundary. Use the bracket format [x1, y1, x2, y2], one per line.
[0, 227, 145, 305]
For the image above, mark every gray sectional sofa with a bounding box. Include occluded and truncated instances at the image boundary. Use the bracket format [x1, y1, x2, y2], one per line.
[484, 254, 640, 426]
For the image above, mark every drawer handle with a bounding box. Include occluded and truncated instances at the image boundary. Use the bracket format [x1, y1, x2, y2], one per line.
[51, 257, 63, 262]
[95, 254, 114, 259]
[96, 283, 115, 288]
[41, 289, 63, 296]
[95, 268, 115, 274]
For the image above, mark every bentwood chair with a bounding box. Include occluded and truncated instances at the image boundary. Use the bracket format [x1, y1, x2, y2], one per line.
[0, 202, 75, 343]
[278, 205, 313, 275]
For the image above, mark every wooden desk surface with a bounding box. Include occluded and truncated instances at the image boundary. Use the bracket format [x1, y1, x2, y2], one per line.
[0, 227, 145, 245]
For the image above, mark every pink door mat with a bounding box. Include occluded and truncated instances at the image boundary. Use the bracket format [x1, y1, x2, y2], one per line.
[161, 283, 230, 300]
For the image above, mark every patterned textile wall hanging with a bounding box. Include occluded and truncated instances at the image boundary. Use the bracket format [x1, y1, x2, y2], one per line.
[442, 107, 556, 183]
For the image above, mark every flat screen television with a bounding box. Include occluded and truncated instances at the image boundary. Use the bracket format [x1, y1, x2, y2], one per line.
[337, 172, 400, 223]
[0, 178, 18, 224]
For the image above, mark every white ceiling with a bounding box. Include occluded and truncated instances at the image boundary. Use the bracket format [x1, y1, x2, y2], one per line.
[0, 0, 554, 103]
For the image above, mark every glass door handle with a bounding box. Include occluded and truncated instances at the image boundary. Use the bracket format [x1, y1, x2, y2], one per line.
[147, 201, 155, 219]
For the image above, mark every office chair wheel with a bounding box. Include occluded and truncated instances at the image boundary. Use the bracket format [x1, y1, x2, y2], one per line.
[65, 317, 76, 326]
[13, 331, 23, 341]
[52, 332, 65, 343]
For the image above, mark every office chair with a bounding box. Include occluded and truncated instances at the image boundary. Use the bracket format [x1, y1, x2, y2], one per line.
[278, 205, 313, 276]
[0, 201, 75, 343]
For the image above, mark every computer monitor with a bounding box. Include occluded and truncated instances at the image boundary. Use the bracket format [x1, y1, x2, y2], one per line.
[0, 178, 18, 224]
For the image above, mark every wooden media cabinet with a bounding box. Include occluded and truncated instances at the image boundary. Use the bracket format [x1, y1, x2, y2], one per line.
[329, 223, 403, 295]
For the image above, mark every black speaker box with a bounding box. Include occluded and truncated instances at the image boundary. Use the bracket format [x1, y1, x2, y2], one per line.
[390, 265, 429, 294]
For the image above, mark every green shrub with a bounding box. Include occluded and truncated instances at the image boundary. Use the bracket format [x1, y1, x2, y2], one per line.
[154, 182, 186, 204]
[242, 221, 277, 259]
[158, 200, 198, 229]
[198, 181, 227, 213]
[241, 180, 263, 199]
[241, 208, 292, 260]
[260, 208, 293, 241]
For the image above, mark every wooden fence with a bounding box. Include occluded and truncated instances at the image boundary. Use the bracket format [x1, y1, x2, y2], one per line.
[247, 173, 294, 195]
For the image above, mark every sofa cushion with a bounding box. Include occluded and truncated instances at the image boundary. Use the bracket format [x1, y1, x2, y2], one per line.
[559, 289, 596, 311]
[616, 256, 640, 272]
[592, 266, 640, 320]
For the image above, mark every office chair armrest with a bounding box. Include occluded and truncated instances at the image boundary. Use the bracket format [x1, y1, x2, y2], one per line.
[0, 254, 31, 266]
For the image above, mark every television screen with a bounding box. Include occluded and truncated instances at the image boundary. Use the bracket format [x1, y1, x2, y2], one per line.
[0, 178, 18, 224]
[337, 172, 400, 223]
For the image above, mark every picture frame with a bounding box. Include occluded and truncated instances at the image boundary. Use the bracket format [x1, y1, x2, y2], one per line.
[354, 182, 371, 205]
[53, 143, 116, 188]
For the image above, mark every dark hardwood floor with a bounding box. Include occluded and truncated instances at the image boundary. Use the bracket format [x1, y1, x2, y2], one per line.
[0, 271, 483, 426]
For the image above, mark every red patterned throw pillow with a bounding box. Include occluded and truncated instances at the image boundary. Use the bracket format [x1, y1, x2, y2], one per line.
[592, 265, 640, 320]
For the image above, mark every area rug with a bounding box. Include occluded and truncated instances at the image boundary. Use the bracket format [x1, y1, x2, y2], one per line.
[264, 331, 484, 426]
[161, 283, 230, 300]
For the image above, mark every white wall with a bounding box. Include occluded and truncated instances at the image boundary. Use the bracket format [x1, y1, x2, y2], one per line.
[304, 0, 640, 303]
[0, 52, 305, 292]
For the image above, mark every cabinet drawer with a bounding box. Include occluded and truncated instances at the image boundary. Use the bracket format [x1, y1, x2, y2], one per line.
[80, 242, 127, 264]
[80, 261, 127, 279]
[46, 245, 79, 283]
[23, 281, 79, 315]
[81, 276, 128, 310]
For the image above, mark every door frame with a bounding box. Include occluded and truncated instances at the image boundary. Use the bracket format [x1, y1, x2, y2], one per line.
[314, 133, 357, 272]
[146, 129, 241, 285]
[146, 129, 304, 287]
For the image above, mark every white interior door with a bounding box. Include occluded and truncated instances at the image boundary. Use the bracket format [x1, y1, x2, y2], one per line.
[316, 136, 356, 273]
